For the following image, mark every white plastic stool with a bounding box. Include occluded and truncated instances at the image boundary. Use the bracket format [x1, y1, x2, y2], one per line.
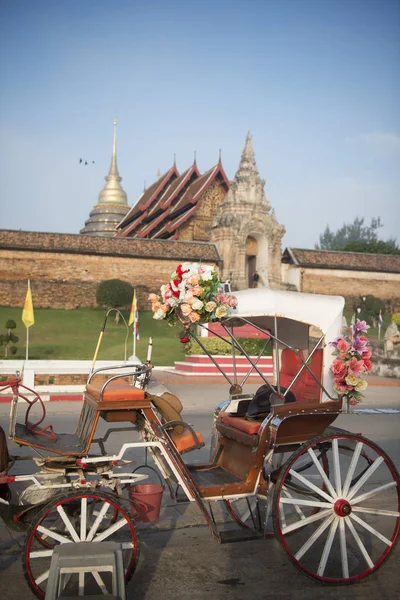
[45, 541, 126, 600]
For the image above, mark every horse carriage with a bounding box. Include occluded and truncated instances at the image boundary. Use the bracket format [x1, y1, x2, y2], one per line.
[0, 278, 399, 598]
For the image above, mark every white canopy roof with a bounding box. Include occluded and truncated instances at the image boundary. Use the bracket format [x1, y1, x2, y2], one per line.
[230, 288, 344, 338]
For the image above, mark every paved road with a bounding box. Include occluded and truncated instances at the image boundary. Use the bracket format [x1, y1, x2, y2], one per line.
[0, 377, 399, 599]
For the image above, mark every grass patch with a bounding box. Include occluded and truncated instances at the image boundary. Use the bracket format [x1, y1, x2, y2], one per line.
[0, 307, 185, 366]
[0, 306, 388, 366]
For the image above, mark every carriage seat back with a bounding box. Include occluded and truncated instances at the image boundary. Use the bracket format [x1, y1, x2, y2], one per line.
[146, 393, 204, 454]
[280, 349, 323, 402]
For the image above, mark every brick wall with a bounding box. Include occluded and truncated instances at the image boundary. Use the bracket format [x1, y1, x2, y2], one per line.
[0, 230, 221, 309]
[301, 268, 400, 302]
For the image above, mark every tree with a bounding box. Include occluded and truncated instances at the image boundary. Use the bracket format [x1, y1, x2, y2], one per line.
[342, 239, 400, 255]
[316, 217, 398, 253]
[96, 279, 134, 323]
[354, 295, 385, 327]
[0, 319, 18, 358]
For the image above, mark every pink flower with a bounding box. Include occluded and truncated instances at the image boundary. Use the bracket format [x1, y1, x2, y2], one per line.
[191, 286, 203, 297]
[363, 358, 373, 372]
[347, 357, 366, 374]
[337, 339, 350, 353]
[362, 349, 372, 359]
[334, 380, 353, 393]
[227, 295, 238, 307]
[331, 359, 347, 379]
[180, 304, 192, 316]
[188, 311, 200, 323]
[188, 274, 200, 285]
[216, 294, 227, 303]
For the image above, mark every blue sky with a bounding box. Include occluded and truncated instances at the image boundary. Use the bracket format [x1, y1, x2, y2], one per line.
[0, 0, 399, 248]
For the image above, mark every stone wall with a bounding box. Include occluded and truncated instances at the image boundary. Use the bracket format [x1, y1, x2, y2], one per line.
[300, 267, 400, 303]
[0, 230, 221, 309]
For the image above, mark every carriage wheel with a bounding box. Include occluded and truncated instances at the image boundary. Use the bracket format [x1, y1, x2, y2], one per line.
[23, 491, 139, 599]
[226, 449, 329, 537]
[273, 432, 400, 583]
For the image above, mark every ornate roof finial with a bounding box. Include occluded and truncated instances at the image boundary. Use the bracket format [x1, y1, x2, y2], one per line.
[193, 150, 197, 165]
[157, 168, 161, 180]
[173, 153, 176, 166]
[144, 180, 147, 191]
[218, 148, 222, 164]
[108, 115, 119, 179]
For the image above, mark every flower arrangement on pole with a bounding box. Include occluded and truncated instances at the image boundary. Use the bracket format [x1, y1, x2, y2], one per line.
[149, 263, 238, 341]
[330, 319, 372, 406]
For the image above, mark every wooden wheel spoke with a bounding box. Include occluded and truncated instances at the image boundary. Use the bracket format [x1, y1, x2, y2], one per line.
[93, 517, 128, 542]
[317, 517, 339, 576]
[352, 505, 400, 518]
[342, 441, 363, 497]
[351, 481, 397, 505]
[339, 518, 349, 579]
[282, 507, 333, 535]
[56, 506, 80, 543]
[288, 469, 334, 503]
[37, 524, 73, 545]
[307, 447, 337, 498]
[86, 502, 111, 542]
[35, 569, 50, 585]
[349, 513, 392, 546]
[347, 456, 384, 501]
[294, 513, 335, 561]
[345, 516, 374, 569]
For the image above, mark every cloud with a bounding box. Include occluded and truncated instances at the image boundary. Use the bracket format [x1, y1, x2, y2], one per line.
[345, 131, 400, 156]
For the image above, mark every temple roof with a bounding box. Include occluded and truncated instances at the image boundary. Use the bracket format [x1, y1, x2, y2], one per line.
[116, 160, 230, 239]
[282, 248, 400, 273]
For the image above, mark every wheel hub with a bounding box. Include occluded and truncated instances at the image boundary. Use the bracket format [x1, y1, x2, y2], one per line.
[334, 498, 352, 517]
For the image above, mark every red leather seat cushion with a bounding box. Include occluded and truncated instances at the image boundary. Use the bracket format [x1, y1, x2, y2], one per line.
[85, 380, 145, 402]
[218, 412, 261, 435]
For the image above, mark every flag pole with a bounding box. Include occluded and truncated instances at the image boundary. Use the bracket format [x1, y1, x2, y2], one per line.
[26, 325, 29, 361]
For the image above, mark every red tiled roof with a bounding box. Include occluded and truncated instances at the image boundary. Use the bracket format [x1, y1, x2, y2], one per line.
[117, 161, 229, 241]
[0, 229, 222, 262]
[282, 248, 400, 274]
[116, 165, 179, 236]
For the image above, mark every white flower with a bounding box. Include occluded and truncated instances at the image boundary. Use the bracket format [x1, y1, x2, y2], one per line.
[167, 297, 178, 307]
[153, 309, 166, 320]
[201, 270, 213, 281]
[192, 298, 204, 311]
[355, 379, 368, 392]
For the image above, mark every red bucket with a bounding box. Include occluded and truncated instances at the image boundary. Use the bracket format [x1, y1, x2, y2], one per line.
[128, 483, 164, 522]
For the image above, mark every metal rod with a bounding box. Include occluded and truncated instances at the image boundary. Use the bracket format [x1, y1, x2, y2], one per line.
[187, 329, 233, 386]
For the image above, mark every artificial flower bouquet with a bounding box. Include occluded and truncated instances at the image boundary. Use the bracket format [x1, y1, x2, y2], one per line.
[149, 263, 238, 339]
[330, 319, 373, 405]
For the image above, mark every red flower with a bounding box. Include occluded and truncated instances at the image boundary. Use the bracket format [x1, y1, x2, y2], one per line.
[180, 335, 190, 344]
[363, 358, 373, 372]
[176, 264, 188, 279]
[331, 359, 347, 379]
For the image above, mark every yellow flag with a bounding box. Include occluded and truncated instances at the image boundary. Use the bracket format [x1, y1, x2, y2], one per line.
[22, 281, 35, 328]
[128, 290, 136, 326]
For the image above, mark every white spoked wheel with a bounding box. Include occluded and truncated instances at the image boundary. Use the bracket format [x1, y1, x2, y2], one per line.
[225, 449, 329, 537]
[273, 433, 400, 583]
[23, 491, 139, 599]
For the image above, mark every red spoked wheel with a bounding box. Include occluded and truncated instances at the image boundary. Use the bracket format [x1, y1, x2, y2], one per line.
[23, 491, 139, 599]
[273, 433, 400, 584]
